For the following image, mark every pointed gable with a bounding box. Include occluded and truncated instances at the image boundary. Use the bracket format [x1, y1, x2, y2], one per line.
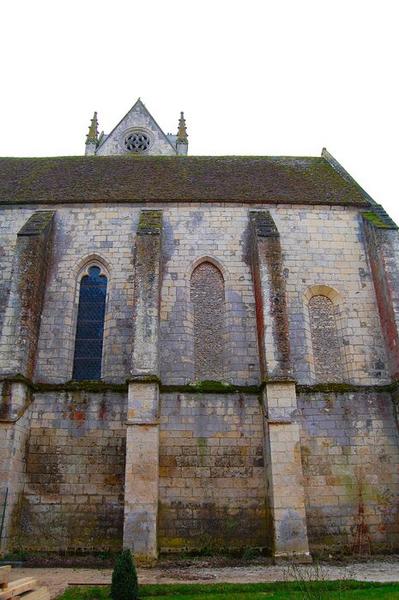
[96, 99, 176, 156]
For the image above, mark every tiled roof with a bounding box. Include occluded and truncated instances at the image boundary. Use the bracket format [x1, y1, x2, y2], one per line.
[0, 155, 371, 206]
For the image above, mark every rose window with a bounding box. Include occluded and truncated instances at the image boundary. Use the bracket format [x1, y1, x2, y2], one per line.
[124, 132, 151, 152]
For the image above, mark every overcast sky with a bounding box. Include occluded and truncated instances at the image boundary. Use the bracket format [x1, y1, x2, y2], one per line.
[1, 0, 398, 223]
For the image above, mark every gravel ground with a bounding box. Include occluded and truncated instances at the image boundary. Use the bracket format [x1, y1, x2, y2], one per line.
[9, 559, 399, 598]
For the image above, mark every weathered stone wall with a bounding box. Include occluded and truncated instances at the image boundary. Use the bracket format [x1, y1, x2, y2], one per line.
[0, 212, 54, 379]
[249, 210, 292, 380]
[124, 211, 163, 558]
[158, 392, 268, 551]
[160, 205, 260, 385]
[16, 390, 126, 551]
[0, 204, 389, 387]
[160, 204, 388, 386]
[0, 202, 396, 557]
[298, 390, 399, 553]
[262, 382, 310, 558]
[276, 206, 389, 384]
[363, 220, 399, 380]
[130, 210, 163, 378]
[0, 209, 36, 344]
[0, 383, 32, 553]
[34, 208, 138, 383]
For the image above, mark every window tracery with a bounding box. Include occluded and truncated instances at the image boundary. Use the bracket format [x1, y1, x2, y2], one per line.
[124, 131, 151, 152]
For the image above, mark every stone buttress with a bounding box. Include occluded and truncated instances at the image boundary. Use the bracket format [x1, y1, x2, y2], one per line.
[249, 210, 311, 561]
[362, 214, 399, 474]
[362, 215, 399, 381]
[0, 211, 55, 551]
[123, 210, 163, 560]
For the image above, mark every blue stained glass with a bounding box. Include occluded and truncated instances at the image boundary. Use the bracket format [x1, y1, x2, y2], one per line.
[72, 266, 107, 380]
[75, 322, 104, 340]
[73, 359, 102, 381]
[77, 302, 106, 321]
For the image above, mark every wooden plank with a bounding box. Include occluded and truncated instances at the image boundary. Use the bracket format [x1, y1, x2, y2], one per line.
[0, 567, 11, 589]
[0, 579, 37, 600]
[7, 579, 36, 590]
[20, 589, 50, 600]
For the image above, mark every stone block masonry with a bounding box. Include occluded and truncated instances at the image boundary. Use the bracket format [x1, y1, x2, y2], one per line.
[299, 389, 399, 553]
[262, 383, 310, 560]
[124, 210, 163, 560]
[0, 211, 55, 379]
[363, 218, 399, 380]
[0, 204, 386, 388]
[1, 105, 399, 565]
[0, 211, 55, 552]
[249, 210, 292, 380]
[249, 211, 310, 559]
[158, 392, 269, 551]
[0, 201, 398, 559]
[124, 383, 160, 559]
[159, 205, 260, 386]
[130, 210, 163, 379]
[0, 383, 32, 553]
[0, 208, 34, 337]
[16, 390, 126, 552]
[34, 207, 138, 383]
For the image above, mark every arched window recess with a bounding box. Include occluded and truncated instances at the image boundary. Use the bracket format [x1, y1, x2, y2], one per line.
[190, 260, 226, 381]
[72, 263, 108, 381]
[304, 285, 346, 383]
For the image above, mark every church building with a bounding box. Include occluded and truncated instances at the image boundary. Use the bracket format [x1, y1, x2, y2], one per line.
[0, 99, 399, 561]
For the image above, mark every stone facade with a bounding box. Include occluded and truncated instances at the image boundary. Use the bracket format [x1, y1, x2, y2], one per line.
[299, 389, 399, 553]
[159, 392, 267, 551]
[1, 101, 399, 561]
[19, 390, 126, 551]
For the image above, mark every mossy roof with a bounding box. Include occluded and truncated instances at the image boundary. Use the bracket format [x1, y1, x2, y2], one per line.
[0, 155, 370, 206]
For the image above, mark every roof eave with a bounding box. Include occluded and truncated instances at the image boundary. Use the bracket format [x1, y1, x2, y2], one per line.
[322, 147, 398, 229]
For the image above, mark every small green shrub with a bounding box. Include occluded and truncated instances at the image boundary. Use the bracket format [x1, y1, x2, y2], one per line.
[111, 550, 139, 600]
[242, 546, 261, 560]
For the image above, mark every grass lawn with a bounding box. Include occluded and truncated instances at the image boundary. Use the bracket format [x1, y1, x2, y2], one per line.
[59, 581, 399, 599]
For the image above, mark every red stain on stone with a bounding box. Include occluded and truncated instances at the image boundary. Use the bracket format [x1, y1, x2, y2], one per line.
[71, 410, 85, 421]
[366, 223, 399, 379]
[252, 261, 266, 377]
[99, 400, 107, 420]
[67, 402, 86, 422]
[351, 473, 372, 555]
